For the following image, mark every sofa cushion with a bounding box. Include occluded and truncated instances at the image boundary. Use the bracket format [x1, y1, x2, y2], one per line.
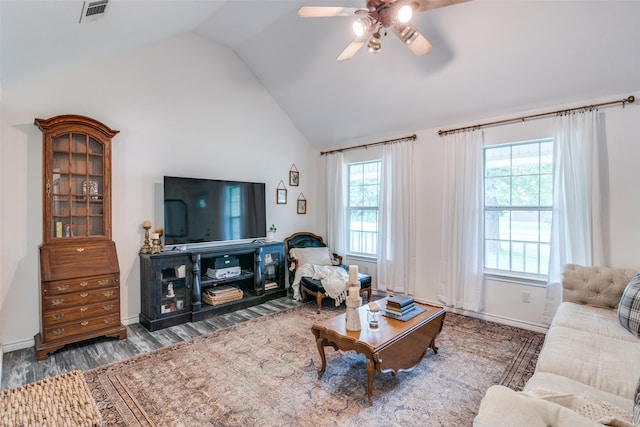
[289, 247, 334, 267]
[563, 264, 637, 309]
[618, 274, 640, 338]
[523, 388, 632, 423]
[525, 372, 634, 413]
[633, 376, 640, 425]
[474, 385, 612, 427]
[535, 326, 640, 399]
[553, 302, 639, 343]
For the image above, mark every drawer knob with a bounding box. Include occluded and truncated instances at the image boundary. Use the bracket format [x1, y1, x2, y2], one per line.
[97, 279, 110, 286]
[80, 281, 88, 287]
[51, 299, 64, 306]
[103, 305, 114, 311]
[81, 321, 89, 326]
[52, 314, 65, 321]
[103, 291, 114, 297]
[80, 306, 88, 312]
[51, 328, 64, 336]
[103, 318, 113, 324]
[56, 285, 69, 292]
[80, 292, 89, 298]
[76, 247, 85, 252]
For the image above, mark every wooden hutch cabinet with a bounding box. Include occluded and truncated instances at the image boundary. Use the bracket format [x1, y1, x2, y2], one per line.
[34, 115, 126, 360]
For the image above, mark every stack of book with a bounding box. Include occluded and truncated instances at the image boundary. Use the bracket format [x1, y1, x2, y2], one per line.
[383, 295, 416, 319]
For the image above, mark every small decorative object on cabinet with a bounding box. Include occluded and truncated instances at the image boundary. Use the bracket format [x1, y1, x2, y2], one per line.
[34, 115, 127, 360]
[139, 241, 286, 331]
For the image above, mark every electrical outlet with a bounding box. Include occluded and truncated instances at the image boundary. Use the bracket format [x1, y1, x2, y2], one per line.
[521, 291, 531, 303]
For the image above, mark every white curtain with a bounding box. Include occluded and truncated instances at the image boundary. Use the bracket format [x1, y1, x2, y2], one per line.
[325, 152, 347, 256]
[543, 109, 608, 322]
[438, 130, 484, 312]
[377, 141, 416, 295]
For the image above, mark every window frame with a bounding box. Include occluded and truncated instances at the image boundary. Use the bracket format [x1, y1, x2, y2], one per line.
[346, 160, 382, 258]
[483, 138, 554, 281]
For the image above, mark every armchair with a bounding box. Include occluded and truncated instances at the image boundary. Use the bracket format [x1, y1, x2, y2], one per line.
[284, 232, 372, 313]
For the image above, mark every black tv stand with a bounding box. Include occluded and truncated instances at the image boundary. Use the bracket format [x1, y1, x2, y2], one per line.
[139, 241, 286, 331]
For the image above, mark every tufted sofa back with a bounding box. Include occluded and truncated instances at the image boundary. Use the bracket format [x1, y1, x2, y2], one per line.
[562, 264, 637, 309]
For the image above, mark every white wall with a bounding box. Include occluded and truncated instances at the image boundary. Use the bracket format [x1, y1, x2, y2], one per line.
[335, 92, 640, 331]
[0, 33, 320, 351]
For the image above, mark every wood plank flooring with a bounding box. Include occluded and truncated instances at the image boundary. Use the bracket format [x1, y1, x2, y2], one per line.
[1, 296, 302, 390]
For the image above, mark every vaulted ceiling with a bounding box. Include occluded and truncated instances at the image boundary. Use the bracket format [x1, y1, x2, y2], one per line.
[2, 0, 639, 150]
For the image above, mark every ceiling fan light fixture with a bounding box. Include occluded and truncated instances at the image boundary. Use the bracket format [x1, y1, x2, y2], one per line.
[368, 33, 382, 53]
[397, 4, 413, 23]
[352, 16, 372, 37]
[398, 25, 419, 44]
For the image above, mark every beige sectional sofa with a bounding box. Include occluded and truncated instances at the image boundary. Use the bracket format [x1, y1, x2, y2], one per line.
[474, 264, 640, 426]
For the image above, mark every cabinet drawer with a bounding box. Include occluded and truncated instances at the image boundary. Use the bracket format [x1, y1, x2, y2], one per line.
[43, 312, 121, 342]
[43, 301, 120, 326]
[44, 274, 118, 296]
[43, 286, 119, 311]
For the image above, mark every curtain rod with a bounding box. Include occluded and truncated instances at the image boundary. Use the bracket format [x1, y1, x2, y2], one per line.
[320, 134, 417, 156]
[437, 95, 635, 136]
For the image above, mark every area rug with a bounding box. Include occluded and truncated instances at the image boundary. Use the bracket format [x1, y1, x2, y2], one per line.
[85, 306, 544, 426]
[1, 370, 101, 427]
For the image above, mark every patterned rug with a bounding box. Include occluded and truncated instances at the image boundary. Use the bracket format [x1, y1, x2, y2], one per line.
[1, 370, 101, 427]
[85, 306, 544, 426]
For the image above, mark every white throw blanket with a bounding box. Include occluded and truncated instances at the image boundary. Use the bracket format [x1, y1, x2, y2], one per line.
[292, 264, 348, 305]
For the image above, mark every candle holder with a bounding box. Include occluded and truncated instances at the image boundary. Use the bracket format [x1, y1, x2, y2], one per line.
[155, 228, 164, 248]
[345, 296, 362, 331]
[151, 236, 163, 254]
[140, 224, 152, 254]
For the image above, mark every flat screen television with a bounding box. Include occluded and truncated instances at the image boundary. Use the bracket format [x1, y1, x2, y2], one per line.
[163, 176, 266, 246]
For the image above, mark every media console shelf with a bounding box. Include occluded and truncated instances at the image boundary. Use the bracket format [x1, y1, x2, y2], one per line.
[139, 241, 286, 331]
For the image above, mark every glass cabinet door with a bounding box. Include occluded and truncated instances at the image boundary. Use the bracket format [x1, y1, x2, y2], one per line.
[159, 264, 189, 315]
[262, 248, 284, 292]
[49, 133, 106, 240]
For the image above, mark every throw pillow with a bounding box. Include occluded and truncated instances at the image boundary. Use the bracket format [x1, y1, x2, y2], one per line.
[289, 247, 333, 267]
[617, 273, 640, 337]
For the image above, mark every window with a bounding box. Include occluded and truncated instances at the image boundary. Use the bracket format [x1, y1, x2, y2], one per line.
[348, 160, 381, 256]
[484, 139, 553, 277]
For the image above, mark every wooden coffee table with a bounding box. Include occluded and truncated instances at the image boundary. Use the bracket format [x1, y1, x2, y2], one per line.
[311, 298, 446, 405]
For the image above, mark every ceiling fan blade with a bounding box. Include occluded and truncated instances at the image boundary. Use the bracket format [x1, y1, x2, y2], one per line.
[336, 36, 368, 61]
[405, 31, 433, 56]
[392, 25, 433, 56]
[415, 0, 472, 12]
[298, 6, 362, 18]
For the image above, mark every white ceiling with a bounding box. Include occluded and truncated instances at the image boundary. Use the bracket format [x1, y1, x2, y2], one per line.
[2, 0, 639, 150]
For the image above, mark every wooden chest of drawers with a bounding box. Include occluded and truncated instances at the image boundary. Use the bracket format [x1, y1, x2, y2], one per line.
[35, 241, 127, 360]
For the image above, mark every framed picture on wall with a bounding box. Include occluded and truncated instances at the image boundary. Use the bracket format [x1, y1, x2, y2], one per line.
[277, 188, 287, 204]
[297, 198, 306, 214]
[289, 164, 299, 186]
[289, 170, 299, 186]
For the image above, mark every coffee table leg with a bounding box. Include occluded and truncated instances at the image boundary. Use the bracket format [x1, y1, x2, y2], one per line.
[316, 338, 327, 379]
[366, 357, 375, 405]
[430, 338, 439, 354]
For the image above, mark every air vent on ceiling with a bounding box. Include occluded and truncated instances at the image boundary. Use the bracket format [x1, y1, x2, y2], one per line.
[79, 0, 109, 23]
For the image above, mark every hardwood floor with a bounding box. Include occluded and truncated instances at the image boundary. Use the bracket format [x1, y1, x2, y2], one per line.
[1, 296, 302, 390]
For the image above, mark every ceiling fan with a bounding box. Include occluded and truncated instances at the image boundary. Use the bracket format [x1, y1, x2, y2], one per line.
[298, 0, 471, 61]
